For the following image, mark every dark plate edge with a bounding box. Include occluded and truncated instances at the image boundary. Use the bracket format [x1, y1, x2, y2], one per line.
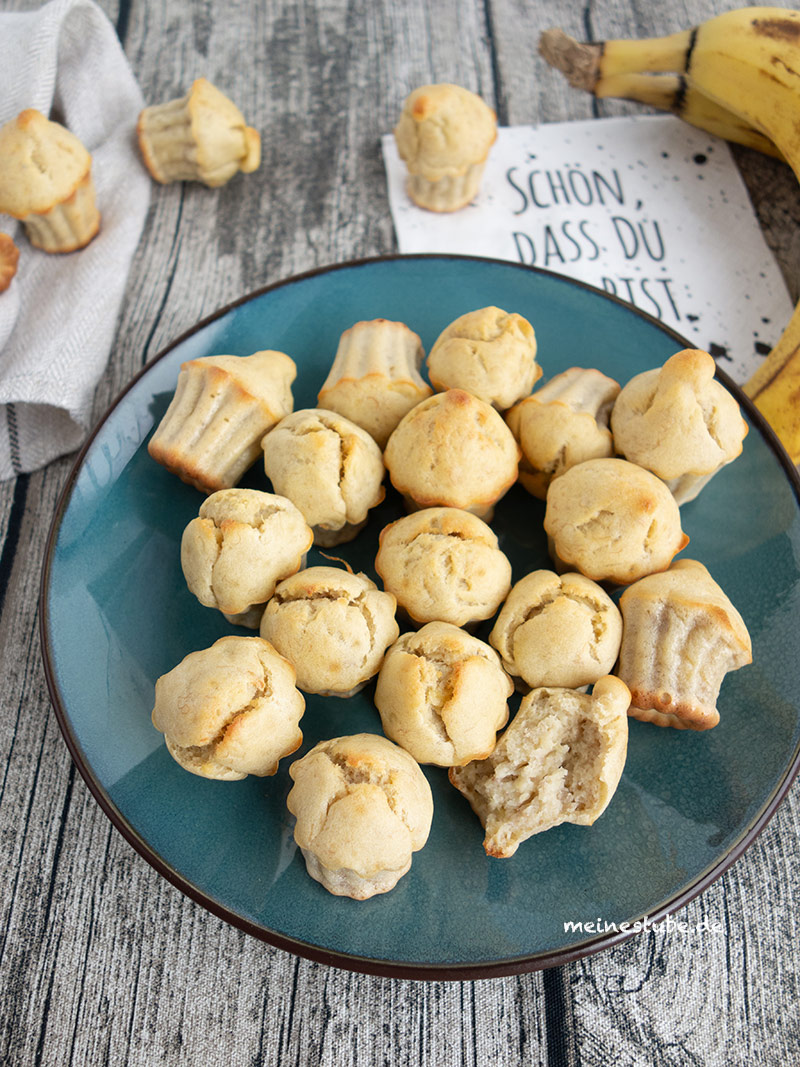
[37, 252, 800, 981]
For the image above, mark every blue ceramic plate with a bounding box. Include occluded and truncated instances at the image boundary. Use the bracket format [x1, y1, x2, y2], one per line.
[41, 255, 800, 979]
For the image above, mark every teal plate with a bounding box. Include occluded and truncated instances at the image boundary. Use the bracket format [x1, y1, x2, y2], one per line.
[40, 255, 800, 979]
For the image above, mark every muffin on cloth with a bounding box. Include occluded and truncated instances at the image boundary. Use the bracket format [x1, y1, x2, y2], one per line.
[449, 675, 630, 858]
[151, 635, 305, 780]
[375, 507, 512, 627]
[262, 408, 385, 546]
[384, 389, 520, 520]
[610, 349, 749, 505]
[489, 569, 622, 691]
[180, 488, 313, 628]
[616, 558, 752, 730]
[543, 457, 689, 585]
[259, 566, 399, 697]
[317, 319, 432, 448]
[374, 621, 513, 767]
[0, 109, 100, 253]
[287, 733, 434, 900]
[393, 83, 497, 211]
[137, 77, 260, 187]
[427, 306, 540, 411]
[148, 350, 296, 493]
[0, 234, 19, 292]
[506, 367, 620, 499]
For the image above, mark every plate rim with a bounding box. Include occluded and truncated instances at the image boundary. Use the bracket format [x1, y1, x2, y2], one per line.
[38, 252, 800, 980]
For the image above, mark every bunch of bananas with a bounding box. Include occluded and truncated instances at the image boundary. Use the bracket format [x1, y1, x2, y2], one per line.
[539, 7, 800, 463]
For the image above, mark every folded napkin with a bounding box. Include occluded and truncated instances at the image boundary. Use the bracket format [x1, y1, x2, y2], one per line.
[0, 0, 150, 480]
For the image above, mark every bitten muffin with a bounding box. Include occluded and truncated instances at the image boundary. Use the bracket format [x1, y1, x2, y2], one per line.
[489, 570, 622, 690]
[151, 635, 305, 780]
[610, 349, 749, 504]
[427, 306, 540, 411]
[287, 733, 434, 899]
[505, 367, 621, 499]
[259, 566, 399, 696]
[0, 234, 19, 292]
[383, 389, 521, 521]
[317, 319, 433, 448]
[0, 109, 100, 252]
[262, 408, 386, 545]
[543, 457, 689, 585]
[137, 77, 261, 187]
[180, 488, 313, 628]
[449, 675, 630, 857]
[616, 558, 752, 730]
[148, 350, 296, 493]
[374, 622, 513, 767]
[393, 83, 497, 211]
[375, 507, 512, 627]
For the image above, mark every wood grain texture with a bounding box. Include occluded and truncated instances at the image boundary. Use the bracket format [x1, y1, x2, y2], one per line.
[0, 0, 798, 1064]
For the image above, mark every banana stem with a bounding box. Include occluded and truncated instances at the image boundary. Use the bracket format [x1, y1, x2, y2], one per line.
[538, 27, 694, 90]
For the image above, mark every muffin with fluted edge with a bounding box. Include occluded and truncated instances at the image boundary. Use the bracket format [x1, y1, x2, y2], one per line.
[394, 83, 497, 211]
[0, 109, 100, 253]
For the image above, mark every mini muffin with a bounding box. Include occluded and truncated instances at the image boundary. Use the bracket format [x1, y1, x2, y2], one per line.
[0, 109, 100, 253]
[543, 457, 689, 585]
[449, 675, 630, 857]
[427, 306, 540, 411]
[610, 349, 749, 504]
[489, 570, 622, 690]
[151, 635, 305, 780]
[506, 367, 621, 499]
[616, 558, 752, 730]
[259, 566, 399, 696]
[317, 319, 433, 448]
[148, 350, 296, 493]
[393, 83, 497, 211]
[375, 507, 511, 627]
[287, 733, 434, 900]
[262, 408, 385, 545]
[180, 488, 313, 628]
[0, 234, 20, 292]
[384, 389, 521, 521]
[375, 622, 513, 767]
[137, 77, 260, 187]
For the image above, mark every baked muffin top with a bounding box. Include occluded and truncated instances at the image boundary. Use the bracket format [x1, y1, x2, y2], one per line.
[394, 84, 497, 181]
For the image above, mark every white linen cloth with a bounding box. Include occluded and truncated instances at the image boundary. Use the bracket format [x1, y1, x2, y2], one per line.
[0, 0, 150, 479]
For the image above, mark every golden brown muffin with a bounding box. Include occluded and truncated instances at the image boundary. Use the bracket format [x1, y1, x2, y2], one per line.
[505, 367, 620, 499]
[259, 566, 399, 696]
[374, 621, 513, 767]
[287, 733, 434, 899]
[383, 389, 521, 521]
[449, 676, 630, 857]
[151, 635, 305, 780]
[137, 78, 260, 187]
[427, 306, 540, 411]
[543, 457, 689, 585]
[148, 350, 296, 493]
[0, 109, 100, 253]
[180, 488, 313, 628]
[316, 319, 432, 448]
[261, 408, 386, 545]
[0, 234, 20, 292]
[375, 506, 512, 627]
[488, 569, 622, 690]
[610, 349, 749, 504]
[393, 83, 497, 211]
[616, 558, 752, 730]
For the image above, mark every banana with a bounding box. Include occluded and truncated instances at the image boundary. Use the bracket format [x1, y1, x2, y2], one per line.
[539, 10, 800, 462]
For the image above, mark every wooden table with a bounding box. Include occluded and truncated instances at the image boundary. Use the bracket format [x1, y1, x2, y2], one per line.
[2, 0, 798, 1063]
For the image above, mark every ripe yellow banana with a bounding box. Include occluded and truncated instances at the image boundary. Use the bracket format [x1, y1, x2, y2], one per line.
[539, 9, 800, 462]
